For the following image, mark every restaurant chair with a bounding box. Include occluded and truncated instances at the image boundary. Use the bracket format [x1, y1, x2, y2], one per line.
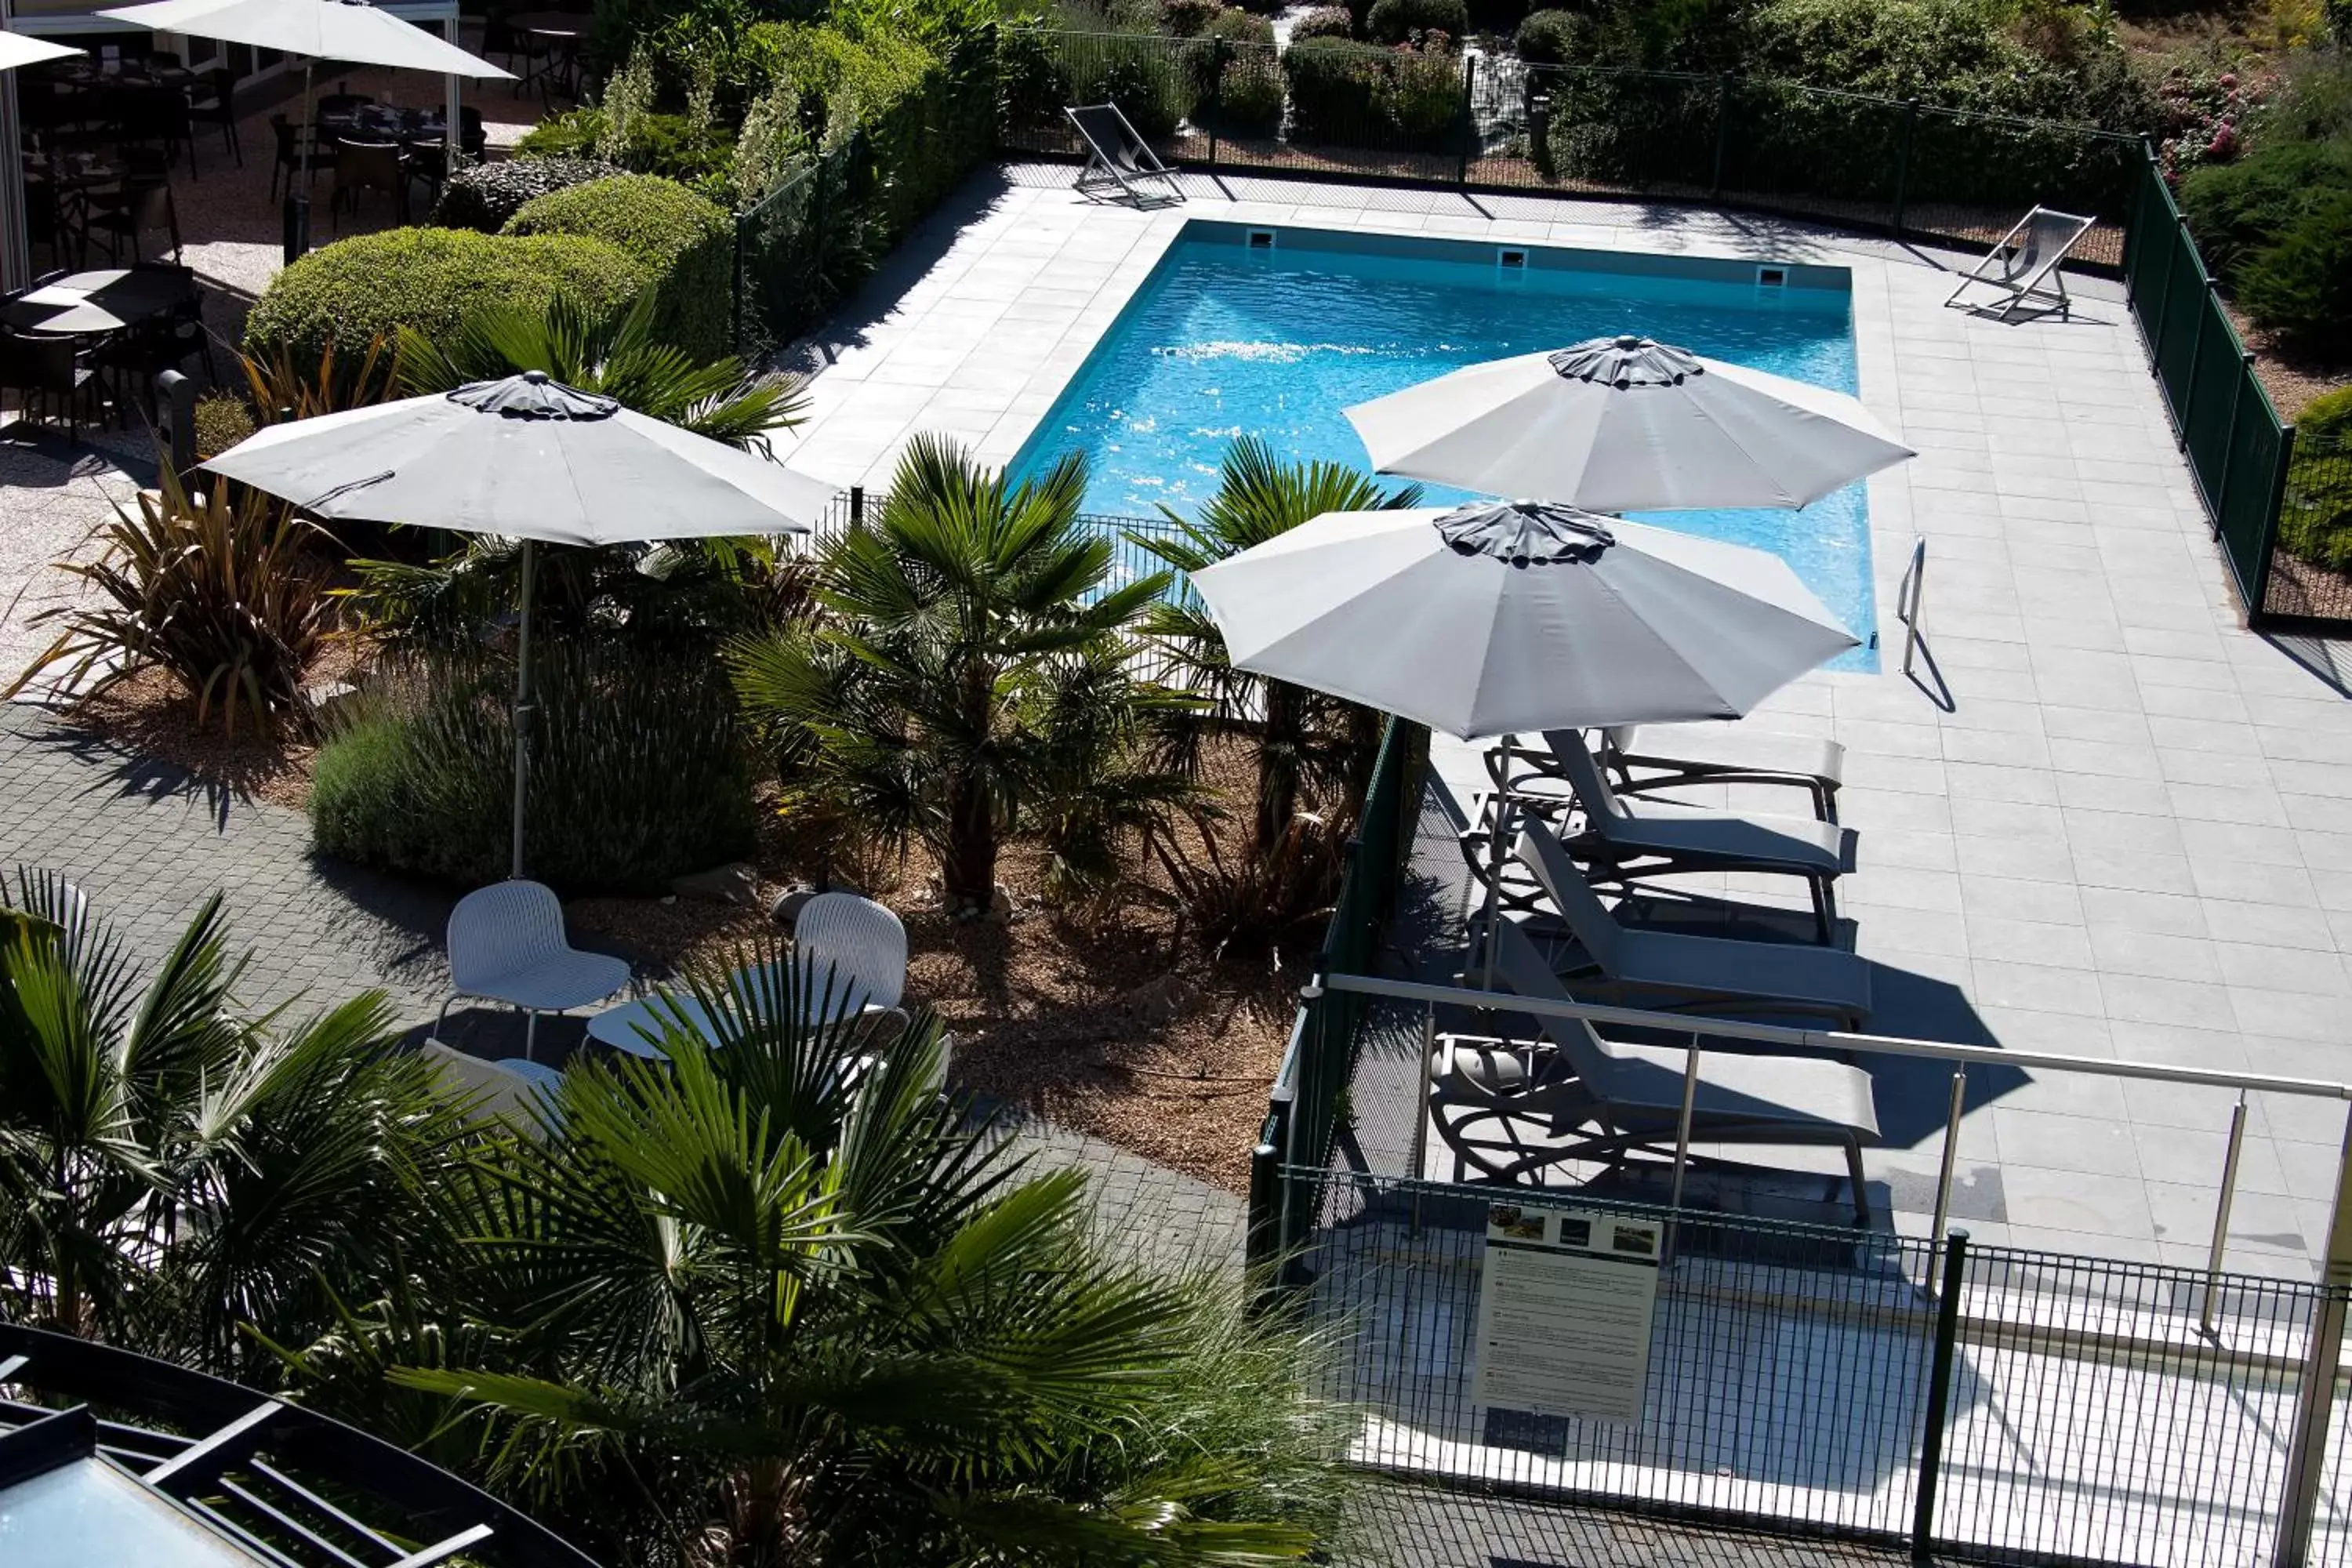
[0, 328, 102, 445]
[190, 67, 241, 168]
[93, 264, 213, 416]
[331, 138, 406, 230]
[268, 115, 321, 202]
[459, 104, 487, 159]
[82, 179, 181, 265]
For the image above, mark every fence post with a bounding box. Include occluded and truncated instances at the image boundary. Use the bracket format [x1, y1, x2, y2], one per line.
[1206, 36, 1227, 169]
[2251, 423, 2296, 628]
[2212, 350, 2250, 541]
[1457, 54, 1476, 188]
[2276, 1104, 2352, 1567]
[1708, 72, 1731, 200]
[1890, 98, 1919, 237]
[730, 210, 746, 358]
[1911, 1230, 1969, 1564]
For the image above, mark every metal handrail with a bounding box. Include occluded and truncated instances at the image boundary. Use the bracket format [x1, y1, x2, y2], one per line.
[1897, 535, 1928, 679]
[1310, 966, 2350, 1320]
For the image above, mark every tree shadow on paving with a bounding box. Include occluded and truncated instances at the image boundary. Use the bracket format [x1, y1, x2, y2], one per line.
[30, 717, 281, 833]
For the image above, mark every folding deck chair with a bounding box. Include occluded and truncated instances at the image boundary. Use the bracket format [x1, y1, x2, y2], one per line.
[1430, 916, 1878, 1221]
[1065, 103, 1184, 209]
[1944, 206, 2096, 321]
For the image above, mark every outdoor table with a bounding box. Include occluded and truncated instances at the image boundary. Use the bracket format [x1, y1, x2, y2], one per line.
[318, 104, 446, 145]
[1, 267, 183, 336]
[510, 12, 586, 98]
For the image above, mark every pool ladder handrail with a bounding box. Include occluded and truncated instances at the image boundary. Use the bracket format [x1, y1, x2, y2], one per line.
[1896, 536, 1927, 679]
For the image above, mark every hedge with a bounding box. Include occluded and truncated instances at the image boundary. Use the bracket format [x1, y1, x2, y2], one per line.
[1283, 37, 1461, 150]
[431, 155, 623, 233]
[243, 227, 647, 362]
[504, 173, 733, 363]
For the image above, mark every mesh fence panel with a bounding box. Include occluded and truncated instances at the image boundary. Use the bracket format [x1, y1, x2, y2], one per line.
[2152, 223, 2209, 426]
[2183, 307, 2249, 509]
[1721, 79, 1906, 233]
[1281, 1169, 2349, 1566]
[2265, 435, 2352, 623]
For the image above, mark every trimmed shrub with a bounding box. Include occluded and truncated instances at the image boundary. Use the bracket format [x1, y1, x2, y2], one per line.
[2239, 189, 2352, 354]
[1161, 0, 1223, 34]
[311, 642, 760, 895]
[504, 174, 733, 363]
[191, 394, 255, 461]
[1515, 7, 1584, 64]
[1366, 0, 1467, 42]
[1285, 36, 1461, 147]
[1290, 5, 1355, 39]
[747, 20, 936, 139]
[2180, 138, 2352, 288]
[431, 155, 622, 233]
[2279, 388, 2352, 568]
[516, 107, 736, 191]
[243, 228, 646, 364]
[1203, 6, 1278, 43]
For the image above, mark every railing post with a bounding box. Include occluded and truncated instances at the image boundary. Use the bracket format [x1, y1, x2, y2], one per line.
[1891, 97, 1919, 236]
[2253, 423, 2296, 628]
[1708, 72, 1731, 199]
[2201, 1092, 2249, 1338]
[1928, 1066, 1966, 1259]
[1911, 1229, 1969, 1564]
[1457, 54, 1476, 188]
[2275, 1105, 2352, 1567]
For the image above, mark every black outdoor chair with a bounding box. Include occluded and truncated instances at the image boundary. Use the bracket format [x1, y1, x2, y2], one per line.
[332, 138, 407, 229]
[112, 85, 194, 178]
[0, 328, 102, 444]
[82, 179, 183, 265]
[93, 268, 216, 416]
[191, 67, 242, 167]
[269, 114, 321, 202]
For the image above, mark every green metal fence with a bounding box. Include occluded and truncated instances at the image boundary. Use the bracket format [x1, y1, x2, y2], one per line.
[1247, 717, 1420, 1278]
[2118, 144, 2306, 629]
[999, 32, 2143, 268]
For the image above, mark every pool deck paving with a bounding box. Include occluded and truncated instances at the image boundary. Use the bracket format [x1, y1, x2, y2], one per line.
[778, 163, 2352, 1280]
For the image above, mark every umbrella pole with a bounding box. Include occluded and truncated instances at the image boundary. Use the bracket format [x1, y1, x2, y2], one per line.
[510, 539, 535, 880]
[283, 61, 314, 264]
[1480, 792, 1508, 990]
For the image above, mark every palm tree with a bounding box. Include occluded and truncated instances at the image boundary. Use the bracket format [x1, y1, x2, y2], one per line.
[397, 289, 806, 450]
[377, 955, 1356, 1565]
[1132, 437, 1421, 857]
[354, 289, 813, 652]
[0, 871, 471, 1377]
[727, 435, 1192, 913]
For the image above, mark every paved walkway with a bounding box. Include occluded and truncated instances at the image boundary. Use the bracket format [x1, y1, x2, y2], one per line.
[0, 700, 1244, 1266]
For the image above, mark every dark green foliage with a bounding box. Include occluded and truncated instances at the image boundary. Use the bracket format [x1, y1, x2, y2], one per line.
[1161, 0, 1222, 33]
[515, 107, 738, 189]
[1284, 35, 1462, 148]
[2281, 388, 2352, 570]
[1290, 4, 1355, 38]
[1203, 5, 1278, 42]
[2239, 189, 2352, 354]
[1515, 7, 1584, 64]
[1054, 30, 1200, 140]
[1210, 47, 1287, 132]
[430, 154, 624, 232]
[310, 642, 760, 895]
[1365, 0, 1467, 42]
[241, 228, 645, 363]
[502, 173, 734, 362]
[2180, 138, 2352, 287]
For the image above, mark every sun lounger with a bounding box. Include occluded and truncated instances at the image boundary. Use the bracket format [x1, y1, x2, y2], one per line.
[1602, 724, 1844, 822]
[1510, 823, 1871, 1028]
[1428, 916, 1876, 1221]
[1944, 207, 2096, 321]
[1065, 103, 1183, 209]
[1490, 730, 1856, 941]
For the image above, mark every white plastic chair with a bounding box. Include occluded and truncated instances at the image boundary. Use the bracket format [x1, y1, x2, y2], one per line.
[419, 1040, 564, 1129]
[438, 879, 630, 1058]
[793, 891, 907, 1018]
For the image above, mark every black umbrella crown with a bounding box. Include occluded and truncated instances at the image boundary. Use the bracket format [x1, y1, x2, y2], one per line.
[448, 370, 620, 421]
[1435, 500, 1617, 567]
[1547, 335, 1704, 388]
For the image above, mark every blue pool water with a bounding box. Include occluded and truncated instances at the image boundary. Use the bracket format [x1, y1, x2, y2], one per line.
[1010, 223, 1878, 670]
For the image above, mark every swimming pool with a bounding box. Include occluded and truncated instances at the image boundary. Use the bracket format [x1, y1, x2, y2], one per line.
[1009, 222, 1878, 670]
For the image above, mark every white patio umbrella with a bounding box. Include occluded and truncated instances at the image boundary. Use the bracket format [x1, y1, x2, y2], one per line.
[98, 0, 510, 254]
[204, 371, 835, 878]
[1343, 335, 1913, 512]
[1189, 498, 1857, 743]
[0, 31, 82, 71]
